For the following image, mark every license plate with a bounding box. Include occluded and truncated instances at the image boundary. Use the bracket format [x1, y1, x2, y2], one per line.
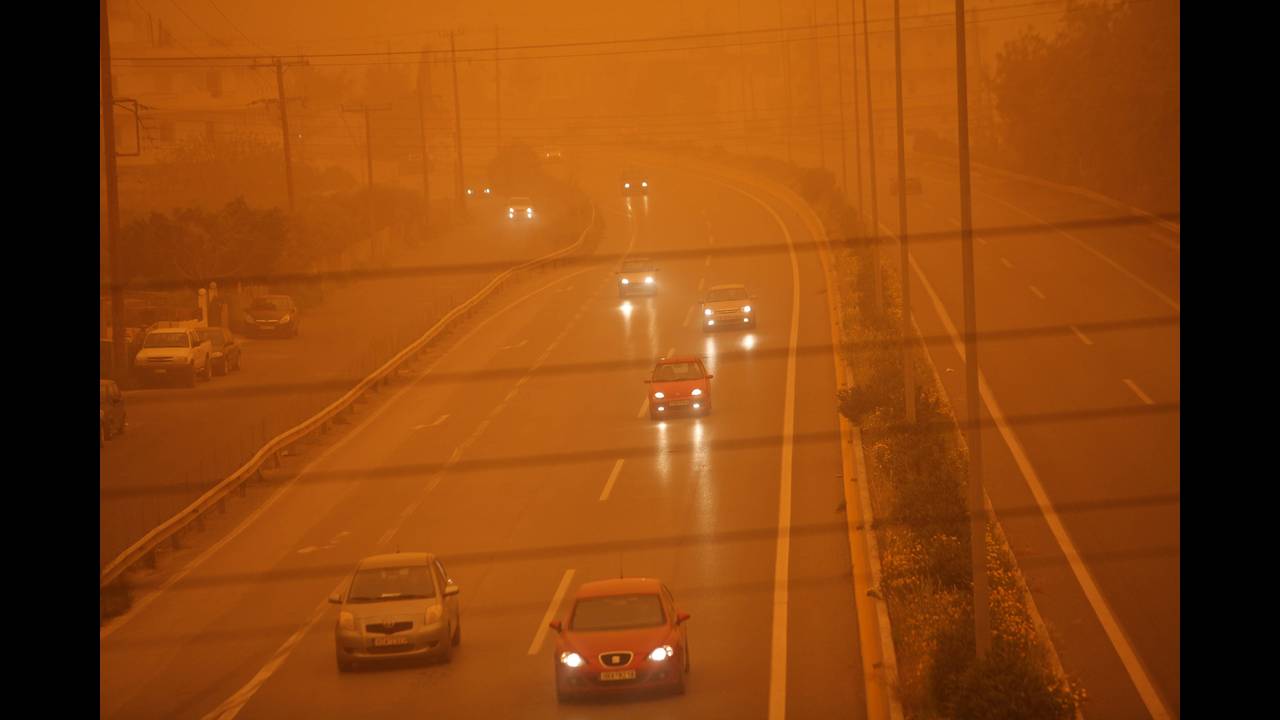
[599, 670, 636, 681]
[372, 636, 409, 647]
[670, 399, 689, 406]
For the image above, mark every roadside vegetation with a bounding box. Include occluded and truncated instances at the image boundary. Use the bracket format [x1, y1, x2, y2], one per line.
[686, 147, 1084, 719]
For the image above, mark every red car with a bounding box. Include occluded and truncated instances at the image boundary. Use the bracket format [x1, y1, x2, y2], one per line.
[550, 578, 691, 702]
[645, 355, 713, 421]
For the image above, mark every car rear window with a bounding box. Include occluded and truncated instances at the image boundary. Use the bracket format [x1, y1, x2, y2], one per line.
[622, 260, 653, 272]
[570, 594, 666, 631]
[346, 565, 437, 602]
[143, 332, 190, 348]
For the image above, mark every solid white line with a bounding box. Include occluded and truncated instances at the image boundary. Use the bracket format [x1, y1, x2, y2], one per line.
[1123, 379, 1155, 406]
[705, 254, 712, 267]
[598, 459, 625, 501]
[376, 527, 396, 547]
[201, 583, 340, 720]
[1000, 257, 1014, 269]
[528, 569, 575, 655]
[909, 251, 1173, 720]
[1029, 284, 1046, 300]
[977, 236, 988, 246]
[697, 277, 705, 292]
[709, 235, 716, 245]
[683, 304, 694, 328]
[1070, 325, 1094, 346]
[636, 397, 649, 419]
[504, 388, 519, 403]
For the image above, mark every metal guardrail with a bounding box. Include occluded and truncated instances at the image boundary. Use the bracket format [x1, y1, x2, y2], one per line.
[101, 204, 598, 592]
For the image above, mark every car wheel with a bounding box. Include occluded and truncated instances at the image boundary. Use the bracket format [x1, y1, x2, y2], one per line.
[186, 368, 197, 388]
[233, 354, 241, 372]
[214, 359, 227, 376]
[203, 361, 213, 381]
[649, 407, 660, 422]
[336, 651, 355, 673]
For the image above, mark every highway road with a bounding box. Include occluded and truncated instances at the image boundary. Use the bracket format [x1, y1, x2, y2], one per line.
[100, 197, 585, 569]
[100, 158, 868, 719]
[873, 150, 1180, 718]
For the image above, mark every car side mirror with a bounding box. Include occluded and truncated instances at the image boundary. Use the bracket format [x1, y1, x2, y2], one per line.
[676, 611, 691, 625]
[328, 593, 342, 604]
[444, 584, 460, 597]
[549, 620, 563, 634]
[706, 374, 714, 380]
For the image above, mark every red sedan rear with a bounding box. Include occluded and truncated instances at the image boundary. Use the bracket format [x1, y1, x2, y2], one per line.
[550, 578, 691, 702]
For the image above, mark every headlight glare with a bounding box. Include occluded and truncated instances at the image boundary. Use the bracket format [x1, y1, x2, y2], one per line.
[644, 276, 654, 284]
[742, 305, 752, 313]
[691, 388, 702, 396]
[653, 391, 665, 399]
[621, 278, 630, 285]
[704, 308, 713, 316]
[648, 645, 674, 662]
[560, 651, 585, 668]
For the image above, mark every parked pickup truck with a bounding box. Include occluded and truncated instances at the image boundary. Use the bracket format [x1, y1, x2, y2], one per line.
[133, 326, 212, 387]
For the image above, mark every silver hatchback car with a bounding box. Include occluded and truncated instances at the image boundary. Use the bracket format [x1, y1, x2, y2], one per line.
[330, 553, 461, 672]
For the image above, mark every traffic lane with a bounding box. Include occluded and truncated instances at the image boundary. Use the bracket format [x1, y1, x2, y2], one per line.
[100, 210, 585, 566]
[101, 254, 616, 720]
[236, 171, 796, 717]
[914, 154, 1180, 304]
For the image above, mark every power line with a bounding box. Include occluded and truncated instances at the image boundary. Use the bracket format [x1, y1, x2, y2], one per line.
[201, 0, 271, 54]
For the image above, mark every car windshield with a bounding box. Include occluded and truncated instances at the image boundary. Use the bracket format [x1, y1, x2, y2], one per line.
[570, 594, 666, 631]
[622, 260, 653, 273]
[143, 332, 190, 349]
[653, 362, 704, 382]
[251, 297, 287, 311]
[706, 287, 747, 302]
[346, 565, 437, 602]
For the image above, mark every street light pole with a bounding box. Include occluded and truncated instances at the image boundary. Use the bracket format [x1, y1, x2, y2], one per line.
[860, 0, 883, 314]
[954, 0, 990, 659]
[892, 0, 916, 424]
[450, 31, 467, 218]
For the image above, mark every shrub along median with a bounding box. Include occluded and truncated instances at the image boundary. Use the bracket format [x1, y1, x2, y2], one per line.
[682, 146, 1084, 719]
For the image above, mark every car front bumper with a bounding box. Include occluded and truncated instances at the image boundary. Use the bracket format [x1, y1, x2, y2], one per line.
[619, 281, 657, 295]
[651, 397, 708, 415]
[704, 312, 753, 329]
[245, 321, 293, 335]
[134, 362, 194, 379]
[556, 660, 682, 697]
[336, 621, 450, 663]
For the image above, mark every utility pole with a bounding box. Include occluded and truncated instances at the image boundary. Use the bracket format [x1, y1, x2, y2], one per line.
[833, 0, 849, 195]
[494, 26, 501, 153]
[850, 0, 864, 210]
[892, 0, 916, 424]
[954, 0, 989, 659]
[342, 103, 392, 235]
[779, 2, 794, 164]
[101, 0, 127, 382]
[417, 50, 433, 240]
[860, 0, 883, 313]
[811, 4, 826, 172]
[252, 57, 308, 212]
[450, 31, 467, 218]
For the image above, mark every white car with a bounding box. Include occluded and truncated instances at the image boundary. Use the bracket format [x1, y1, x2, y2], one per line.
[133, 326, 212, 387]
[507, 197, 535, 221]
[617, 258, 658, 297]
[701, 284, 757, 330]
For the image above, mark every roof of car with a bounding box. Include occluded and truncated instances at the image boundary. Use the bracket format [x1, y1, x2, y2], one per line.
[357, 552, 435, 570]
[574, 577, 663, 598]
[657, 354, 701, 365]
[708, 283, 746, 292]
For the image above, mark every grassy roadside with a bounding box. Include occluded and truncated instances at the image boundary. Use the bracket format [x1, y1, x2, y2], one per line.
[688, 148, 1084, 718]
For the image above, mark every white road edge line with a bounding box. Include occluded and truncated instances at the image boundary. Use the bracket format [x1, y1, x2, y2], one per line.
[1070, 325, 1094, 346]
[1123, 379, 1155, 406]
[909, 251, 1173, 720]
[683, 304, 694, 328]
[528, 569, 576, 655]
[598, 459, 625, 502]
[697, 277, 705, 292]
[1000, 257, 1014, 269]
[705, 254, 712, 267]
[1030, 284, 1047, 300]
[636, 396, 649, 419]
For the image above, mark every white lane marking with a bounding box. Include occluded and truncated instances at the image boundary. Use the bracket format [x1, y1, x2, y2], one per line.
[909, 251, 1174, 720]
[693, 172, 801, 720]
[515, 375, 530, 388]
[1069, 325, 1094, 346]
[666, 346, 675, 357]
[1123, 379, 1155, 406]
[698, 277, 705, 292]
[528, 569, 576, 655]
[977, 236, 989, 246]
[200, 583, 340, 720]
[709, 234, 716, 245]
[705, 254, 712, 267]
[414, 414, 450, 430]
[636, 396, 649, 419]
[1000, 257, 1014, 269]
[504, 388, 519, 404]
[399, 504, 416, 519]
[330, 531, 350, 543]
[1029, 285, 1046, 300]
[683, 304, 694, 328]
[598, 459, 625, 502]
[377, 527, 396, 547]
[1148, 231, 1179, 251]
[500, 339, 529, 350]
[296, 546, 317, 555]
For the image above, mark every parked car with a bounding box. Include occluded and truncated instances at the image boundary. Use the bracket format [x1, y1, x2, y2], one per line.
[133, 327, 212, 387]
[100, 379, 126, 442]
[330, 553, 462, 672]
[243, 295, 299, 338]
[550, 577, 691, 702]
[197, 327, 242, 375]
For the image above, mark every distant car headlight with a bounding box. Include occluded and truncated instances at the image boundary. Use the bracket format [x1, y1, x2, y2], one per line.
[641, 180, 648, 188]
[653, 391, 665, 399]
[526, 208, 533, 217]
[483, 187, 491, 194]
[621, 278, 631, 285]
[704, 308, 713, 316]
[560, 651, 585, 668]
[644, 276, 654, 284]
[339, 611, 355, 631]
[466, 188, 474, 196]
[691, 388, 702, 396]
[624, 182, 631, 189]
[742, 305, 752, 313]
[508, 207, 515, 214]
[648, 645, 674, 662]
